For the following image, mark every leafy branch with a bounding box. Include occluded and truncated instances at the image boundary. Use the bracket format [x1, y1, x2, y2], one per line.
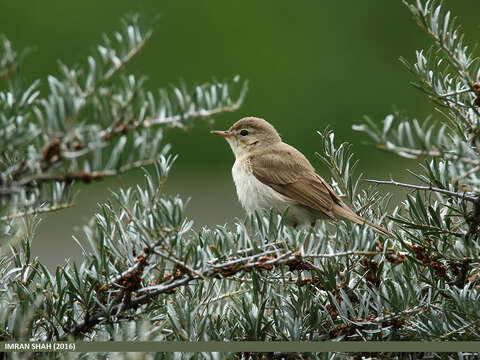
[364, 177, 478, 202]
[2, 2, 480, 358]
[0, 14, 247, 224]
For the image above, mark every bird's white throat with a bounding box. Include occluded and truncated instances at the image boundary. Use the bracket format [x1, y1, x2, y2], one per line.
[226, 137, 254, 159]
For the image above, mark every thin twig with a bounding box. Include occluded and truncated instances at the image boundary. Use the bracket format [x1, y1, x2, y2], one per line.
[439, 320, 480, 340]
[200, 289, 249, 306]
[208, 241, 285, 263]
[97, 103, 242, 142]
[303, 250, 398, 258]
[104, 31, 152, 81]
[152, 248, 206, 280]
[208, 249, 282, 268]
[146, 104, 242, 127]
[15, 158, 160, 187]
[375, 144, 479, 166]
[452, 165, 480, 184]
[0, 203, 75, 221]
[439, 88, 473, 98]
[364, 178, 477, 202]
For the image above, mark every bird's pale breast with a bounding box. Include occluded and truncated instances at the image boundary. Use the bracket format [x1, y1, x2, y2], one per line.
[231, 155, 315, 225]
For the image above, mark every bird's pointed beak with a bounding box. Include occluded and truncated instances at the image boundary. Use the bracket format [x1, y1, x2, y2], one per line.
[210, 130, 231, 137]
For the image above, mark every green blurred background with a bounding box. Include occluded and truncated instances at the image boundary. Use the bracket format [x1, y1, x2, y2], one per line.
[1, 1, 478, 268]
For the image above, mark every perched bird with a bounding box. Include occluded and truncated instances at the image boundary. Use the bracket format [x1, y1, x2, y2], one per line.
[211, 117, 393, 238]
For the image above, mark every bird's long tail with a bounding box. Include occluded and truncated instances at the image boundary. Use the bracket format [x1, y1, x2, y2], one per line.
[332, 203, 394, 238]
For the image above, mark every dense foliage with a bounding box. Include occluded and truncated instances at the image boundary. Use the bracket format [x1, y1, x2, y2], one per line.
[0, 1, 479, 359]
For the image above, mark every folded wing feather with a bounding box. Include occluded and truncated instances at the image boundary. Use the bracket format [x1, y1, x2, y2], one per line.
[250, 143, 344, 220]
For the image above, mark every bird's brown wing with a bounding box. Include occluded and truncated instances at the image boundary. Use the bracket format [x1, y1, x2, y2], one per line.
[250, 143, 343, 220]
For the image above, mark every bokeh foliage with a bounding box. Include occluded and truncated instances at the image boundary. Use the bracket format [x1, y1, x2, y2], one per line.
[2, 0, 479, 254]
[0, 0, 477, 169]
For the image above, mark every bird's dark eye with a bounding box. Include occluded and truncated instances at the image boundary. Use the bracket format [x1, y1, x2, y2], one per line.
[240, 129, 249, 136]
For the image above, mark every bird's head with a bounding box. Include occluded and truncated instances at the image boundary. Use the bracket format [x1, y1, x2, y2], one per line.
[211, 117, 282, 158]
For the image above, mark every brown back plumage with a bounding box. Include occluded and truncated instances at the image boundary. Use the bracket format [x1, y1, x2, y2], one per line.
[246, 124, 393, 238]
[250, 142, 343, 221]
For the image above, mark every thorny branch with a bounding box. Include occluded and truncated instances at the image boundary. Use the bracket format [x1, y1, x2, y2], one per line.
[68, 247, 406, 338]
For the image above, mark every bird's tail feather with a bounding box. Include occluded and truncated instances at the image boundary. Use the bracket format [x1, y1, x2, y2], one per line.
[332, 203, 394, 238]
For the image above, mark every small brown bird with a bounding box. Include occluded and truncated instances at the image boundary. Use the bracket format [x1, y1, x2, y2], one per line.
[211, 117, 393, 238]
